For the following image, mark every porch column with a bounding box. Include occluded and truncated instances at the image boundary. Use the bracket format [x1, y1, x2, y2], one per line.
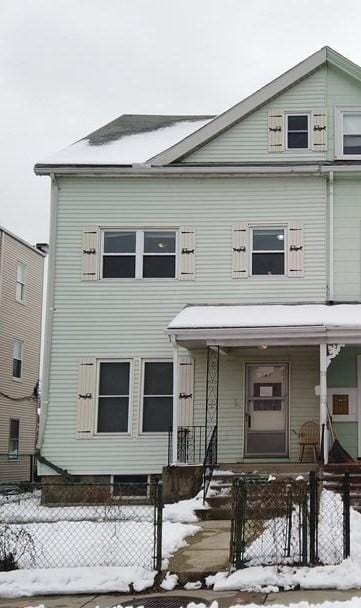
[320, 343, 329, 464]
[172, 340, 179, 465]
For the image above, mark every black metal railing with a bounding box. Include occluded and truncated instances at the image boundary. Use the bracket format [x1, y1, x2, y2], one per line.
[168, 426, 205, 465]
[230, 471, 351, 569]
[202, 425, 218, 502]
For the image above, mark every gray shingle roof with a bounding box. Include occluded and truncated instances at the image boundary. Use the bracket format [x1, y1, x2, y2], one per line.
[84, 114, 215, 146]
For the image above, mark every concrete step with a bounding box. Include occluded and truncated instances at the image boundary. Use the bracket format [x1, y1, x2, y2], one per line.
[206, 495, 231, 508]
[195, 507, 231, 521]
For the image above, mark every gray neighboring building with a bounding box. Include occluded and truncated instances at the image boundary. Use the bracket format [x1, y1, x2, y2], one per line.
[0, 226, 46, 480]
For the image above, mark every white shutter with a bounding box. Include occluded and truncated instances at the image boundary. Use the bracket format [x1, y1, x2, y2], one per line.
[268, 111, 284, 152]
[179, 226, 195, 280]
[232, 223, 249, 278]
[81, 226, 98, 280]
[287, 223, 304, 278]
[76, 358, 96, 438]
[311, 110, 327, 151]
[177, 356, 194, 427]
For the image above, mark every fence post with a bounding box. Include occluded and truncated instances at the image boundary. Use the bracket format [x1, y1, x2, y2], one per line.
[309, 471, 317, 564]
[302, 492, 308, 565]
[232, 479, 247, 570]
[154, 481, 163, 572]
[343, 473, 351, 559]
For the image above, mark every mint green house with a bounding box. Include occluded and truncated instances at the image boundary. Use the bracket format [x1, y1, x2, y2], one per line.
[35, 47, 361, 485]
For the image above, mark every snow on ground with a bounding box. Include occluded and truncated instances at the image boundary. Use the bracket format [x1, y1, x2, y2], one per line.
[0, 565, 155, 598]
[21, 600, 361, 608]
[164, 492, 208, 523]
[207, 491, 361, 593]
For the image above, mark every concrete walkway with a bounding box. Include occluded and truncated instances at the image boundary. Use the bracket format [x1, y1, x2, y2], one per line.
[168, 519, 231, 584]
[4, 588, 361, 608]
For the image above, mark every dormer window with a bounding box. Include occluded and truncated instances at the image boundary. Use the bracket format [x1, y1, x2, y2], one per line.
[286, 114, 309, 150]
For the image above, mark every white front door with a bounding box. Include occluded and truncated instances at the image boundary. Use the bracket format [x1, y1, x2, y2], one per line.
[245, 363, 289, 457]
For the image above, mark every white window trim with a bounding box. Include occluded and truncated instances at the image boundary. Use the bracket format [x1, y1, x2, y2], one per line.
[100, 228, 178, 281]
[15, 262, 27, 304]
[12, 339, 24, 382]
[335, 106, 361, 160]
[250, 226, 287, 277]
[285, 112, 311, 152]
[94, 359, 133, 436]
[8, 418, 20, 461]
[140, 358, 173, 435]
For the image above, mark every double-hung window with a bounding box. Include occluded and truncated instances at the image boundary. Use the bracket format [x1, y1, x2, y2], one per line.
[16, 262, 26, 303]
[102, 230, 176, 279]
[8, 419, 19, 460]
[97, 361, 130, 433]
[251, 228, 285, 276]
[286, 114, 309, 149]
[341, 111, 361, 156]
[12, 340, 23, 379]
[142, 362, 173, 432]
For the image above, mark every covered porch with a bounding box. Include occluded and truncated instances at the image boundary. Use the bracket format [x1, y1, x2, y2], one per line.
[167, 304, 361, 471]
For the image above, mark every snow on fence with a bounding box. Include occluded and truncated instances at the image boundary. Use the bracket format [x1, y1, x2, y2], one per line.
[230, 473, 350, 569]
[0, 480, 163, 572]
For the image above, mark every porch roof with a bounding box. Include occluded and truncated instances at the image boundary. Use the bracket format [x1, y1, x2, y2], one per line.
[167, 304, 361, 347]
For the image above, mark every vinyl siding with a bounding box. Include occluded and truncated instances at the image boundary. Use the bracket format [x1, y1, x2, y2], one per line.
[0, 232, 43, 479]
[182, 67, 327, 163]
[334, 177, 361, 301]
[41, 176, 326, 475]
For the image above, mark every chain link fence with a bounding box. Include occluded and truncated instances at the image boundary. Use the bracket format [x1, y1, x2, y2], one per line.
[0, 480, 163, 572]
[230, 472, 350, 569]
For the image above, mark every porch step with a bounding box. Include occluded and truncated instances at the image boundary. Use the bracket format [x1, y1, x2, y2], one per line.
[195, 507, 231, 521]
[206, 495, 231, 508]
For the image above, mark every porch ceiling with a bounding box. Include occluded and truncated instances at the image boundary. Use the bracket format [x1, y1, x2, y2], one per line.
[167, 304, 361, 348]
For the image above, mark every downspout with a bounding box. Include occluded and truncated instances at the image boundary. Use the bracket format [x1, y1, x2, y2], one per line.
[171, 338, 179, 465]
[320, 343, 329, 464]
[328, 171, 334, 301]
[37, 173, 58, 449]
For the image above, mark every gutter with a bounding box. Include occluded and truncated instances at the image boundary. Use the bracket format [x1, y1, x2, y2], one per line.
[37, 174, 58, 450]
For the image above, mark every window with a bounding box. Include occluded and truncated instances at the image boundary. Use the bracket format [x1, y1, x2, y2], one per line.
[142, 362, 173, 432]
[342, 112, 361, 155]
[97, 362, 130, 433]
[251, 228, 285, 275]
[8, 419, 19, 460]
[112, 475, 148, 498]
[286, 114, 309, 149]
[102, 230, 176, 279]
[12, 340, 23, 379]
[16, 262, 26, 303]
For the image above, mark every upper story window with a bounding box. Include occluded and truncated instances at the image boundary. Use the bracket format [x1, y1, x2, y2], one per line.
[251, 228, 285, 276]
[343, 112, 361, 155]
[12, 339, 23, 379]
[16, 262, 26, 303]
[142, 361, 173, 433]
[97, 361, 130, 433]
[8, 419, 19, 460]
[286, 114, 309, 150]
[102, 230, 176, 279]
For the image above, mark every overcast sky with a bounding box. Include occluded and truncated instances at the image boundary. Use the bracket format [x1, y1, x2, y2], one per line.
[1, 0, 361, 245]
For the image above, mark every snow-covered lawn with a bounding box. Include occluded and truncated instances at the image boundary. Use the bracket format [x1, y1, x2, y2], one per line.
[0, 491, 202, 597]
[21, 599, 361, 608]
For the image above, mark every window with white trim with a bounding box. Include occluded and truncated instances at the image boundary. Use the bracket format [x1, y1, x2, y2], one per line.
[251, 228, 285, 276]
[342, 111, 361, 156]
[16, 262, 26, 303]
[97, 361, 130, 433]
[142, 361, 173, 432]
[12, 340, 23, 379]
[102, 230, 177, 279]
[8, 419, 19, 460]
[286, 114, 309, 149]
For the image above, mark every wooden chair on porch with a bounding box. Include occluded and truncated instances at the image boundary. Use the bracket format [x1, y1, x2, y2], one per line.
[298, 421, 320, 462]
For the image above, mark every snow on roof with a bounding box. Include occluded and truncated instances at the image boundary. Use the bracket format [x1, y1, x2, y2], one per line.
[38, 114, 213, 166]
[168, 304, 361, 330]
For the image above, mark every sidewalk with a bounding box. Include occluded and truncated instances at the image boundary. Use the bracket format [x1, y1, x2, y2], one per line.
[4, 588, 361, 608]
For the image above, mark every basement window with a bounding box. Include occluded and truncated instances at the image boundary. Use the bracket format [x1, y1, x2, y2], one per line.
[112, 474, 148, 497]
